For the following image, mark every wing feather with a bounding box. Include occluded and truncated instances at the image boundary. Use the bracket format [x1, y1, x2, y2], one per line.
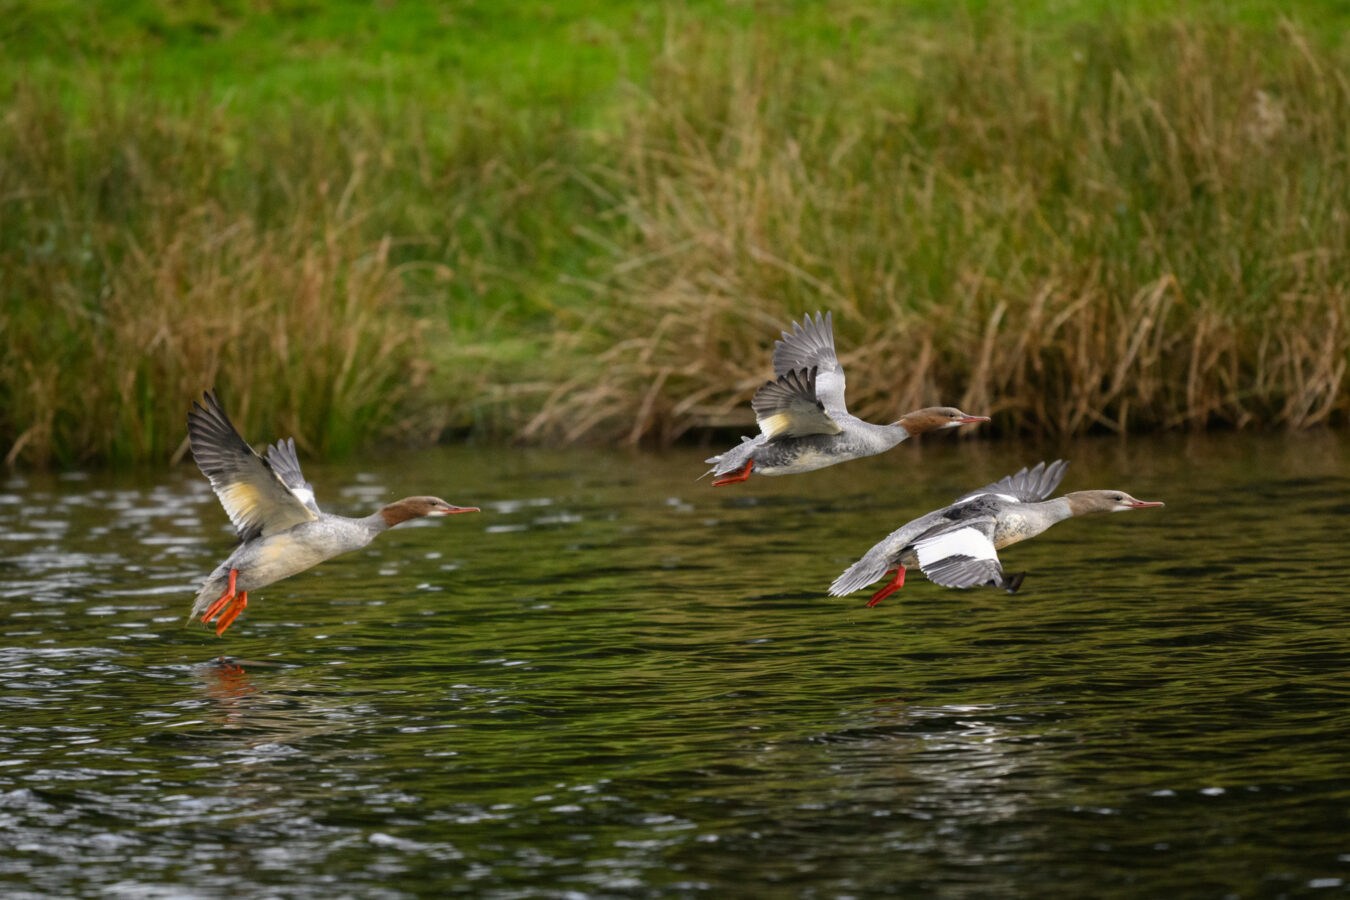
[921, 555, 1005, 589]
[751, 368, 842, 439]
[954, 459, 1070, 505]
[772, 312, 848, 415]
[266, 437, 321, 517]
[187, 391, 320, 542]
[913, 520, 1005, 589]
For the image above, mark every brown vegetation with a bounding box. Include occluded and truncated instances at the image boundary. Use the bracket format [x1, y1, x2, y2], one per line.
[1, 91, 430, 465]
[526, 20, 1350, 444]
[3, 14, 1348, 466]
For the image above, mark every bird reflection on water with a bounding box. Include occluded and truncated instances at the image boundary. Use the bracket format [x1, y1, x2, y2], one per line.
[196, 657, 262, 726]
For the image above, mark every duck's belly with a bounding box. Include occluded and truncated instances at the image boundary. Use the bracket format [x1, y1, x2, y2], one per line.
[226, 532, 348, 591]
[755, 438, 858, 475]
[758, 448, 843, 475]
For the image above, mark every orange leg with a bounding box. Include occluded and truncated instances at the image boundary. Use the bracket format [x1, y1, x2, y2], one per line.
[866, 567, 906, 608]
[201, 569, 239, 623]
[713, 460, 754, 487]
[215, 591, 248, 636]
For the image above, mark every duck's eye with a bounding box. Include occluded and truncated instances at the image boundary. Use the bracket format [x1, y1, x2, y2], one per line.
[1114, 495, 1124, 501]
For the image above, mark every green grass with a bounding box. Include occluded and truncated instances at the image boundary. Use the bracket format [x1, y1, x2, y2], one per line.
[2, 1, 1349, 465]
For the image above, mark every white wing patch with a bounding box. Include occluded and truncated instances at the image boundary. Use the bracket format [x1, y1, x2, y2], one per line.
[914, 527, 998, 566]
[291, 486, 316, 508]
[952, 492, 1020, 507]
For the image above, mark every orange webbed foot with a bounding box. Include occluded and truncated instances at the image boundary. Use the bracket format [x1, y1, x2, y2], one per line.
[202, 569, 239, 623]
[865, 567, 906, 608]
[215, 591, 248, 636]
[712, 460, 754, 487]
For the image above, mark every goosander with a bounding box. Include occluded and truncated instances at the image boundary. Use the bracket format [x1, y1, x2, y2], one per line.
[829, 460, 1163, 606]
[704, 312, 988, 486]
[186, 391, 478, 635]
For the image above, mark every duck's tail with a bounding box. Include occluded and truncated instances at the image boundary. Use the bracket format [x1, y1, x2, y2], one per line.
[188, 570, 231, 622]
[829, 547, 893, 598]
[704, 434, 762, 478]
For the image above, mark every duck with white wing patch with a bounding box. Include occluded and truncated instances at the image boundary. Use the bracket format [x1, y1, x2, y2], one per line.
[829, 460, 1164, 607]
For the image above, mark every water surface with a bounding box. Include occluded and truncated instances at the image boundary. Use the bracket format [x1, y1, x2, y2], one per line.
[2, 434, 1349, 898]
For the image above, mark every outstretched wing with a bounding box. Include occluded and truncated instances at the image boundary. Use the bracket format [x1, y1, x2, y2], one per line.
[953, 459, 1070, 506]
[752, 368, 843, 440]
[911, 517, 1005, 589]
[187, 391, 320, 542]
[772, 312, 848, 415]
[265, 437, 321, 518]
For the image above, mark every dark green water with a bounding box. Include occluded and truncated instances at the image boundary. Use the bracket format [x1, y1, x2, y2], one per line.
[2, 434, 1349, 898]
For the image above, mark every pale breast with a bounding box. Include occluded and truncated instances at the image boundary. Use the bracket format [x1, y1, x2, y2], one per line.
[232, 518, 375, 591]
[993, 513, 1032, 549]
[232, 534, 327, 590]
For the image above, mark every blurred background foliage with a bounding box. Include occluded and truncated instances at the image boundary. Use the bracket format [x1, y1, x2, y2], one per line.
[2, 0, 1348, 465]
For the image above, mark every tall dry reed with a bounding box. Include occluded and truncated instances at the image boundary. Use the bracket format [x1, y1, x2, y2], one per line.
[526, 17, 1350, 444]
[1, 78, 613, 465]
[0, 87, 434, 465]
[4, 12, 1349, 466]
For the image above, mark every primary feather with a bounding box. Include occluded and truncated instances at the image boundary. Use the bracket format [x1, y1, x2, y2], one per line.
[187, 391, 319, 542]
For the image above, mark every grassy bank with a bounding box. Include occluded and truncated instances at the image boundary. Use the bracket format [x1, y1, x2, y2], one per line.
[3, 2, 1348, 465]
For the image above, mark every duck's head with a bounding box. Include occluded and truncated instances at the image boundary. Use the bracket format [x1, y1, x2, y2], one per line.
[380, 496, 480, 527]
[1064, 490, 1165, 516]
[895, 407, 990, 436]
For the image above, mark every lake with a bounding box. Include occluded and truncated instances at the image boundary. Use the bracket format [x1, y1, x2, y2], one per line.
[2, 433, 1349, 898]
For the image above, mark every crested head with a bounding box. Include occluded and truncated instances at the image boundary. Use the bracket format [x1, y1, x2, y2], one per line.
[895, 406, 991, 436]
[1064, 490, 1165, 516]
[379, 495, 480, 527]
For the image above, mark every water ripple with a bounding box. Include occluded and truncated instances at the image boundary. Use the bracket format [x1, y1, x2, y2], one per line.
[0, 438, 1349, 896]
